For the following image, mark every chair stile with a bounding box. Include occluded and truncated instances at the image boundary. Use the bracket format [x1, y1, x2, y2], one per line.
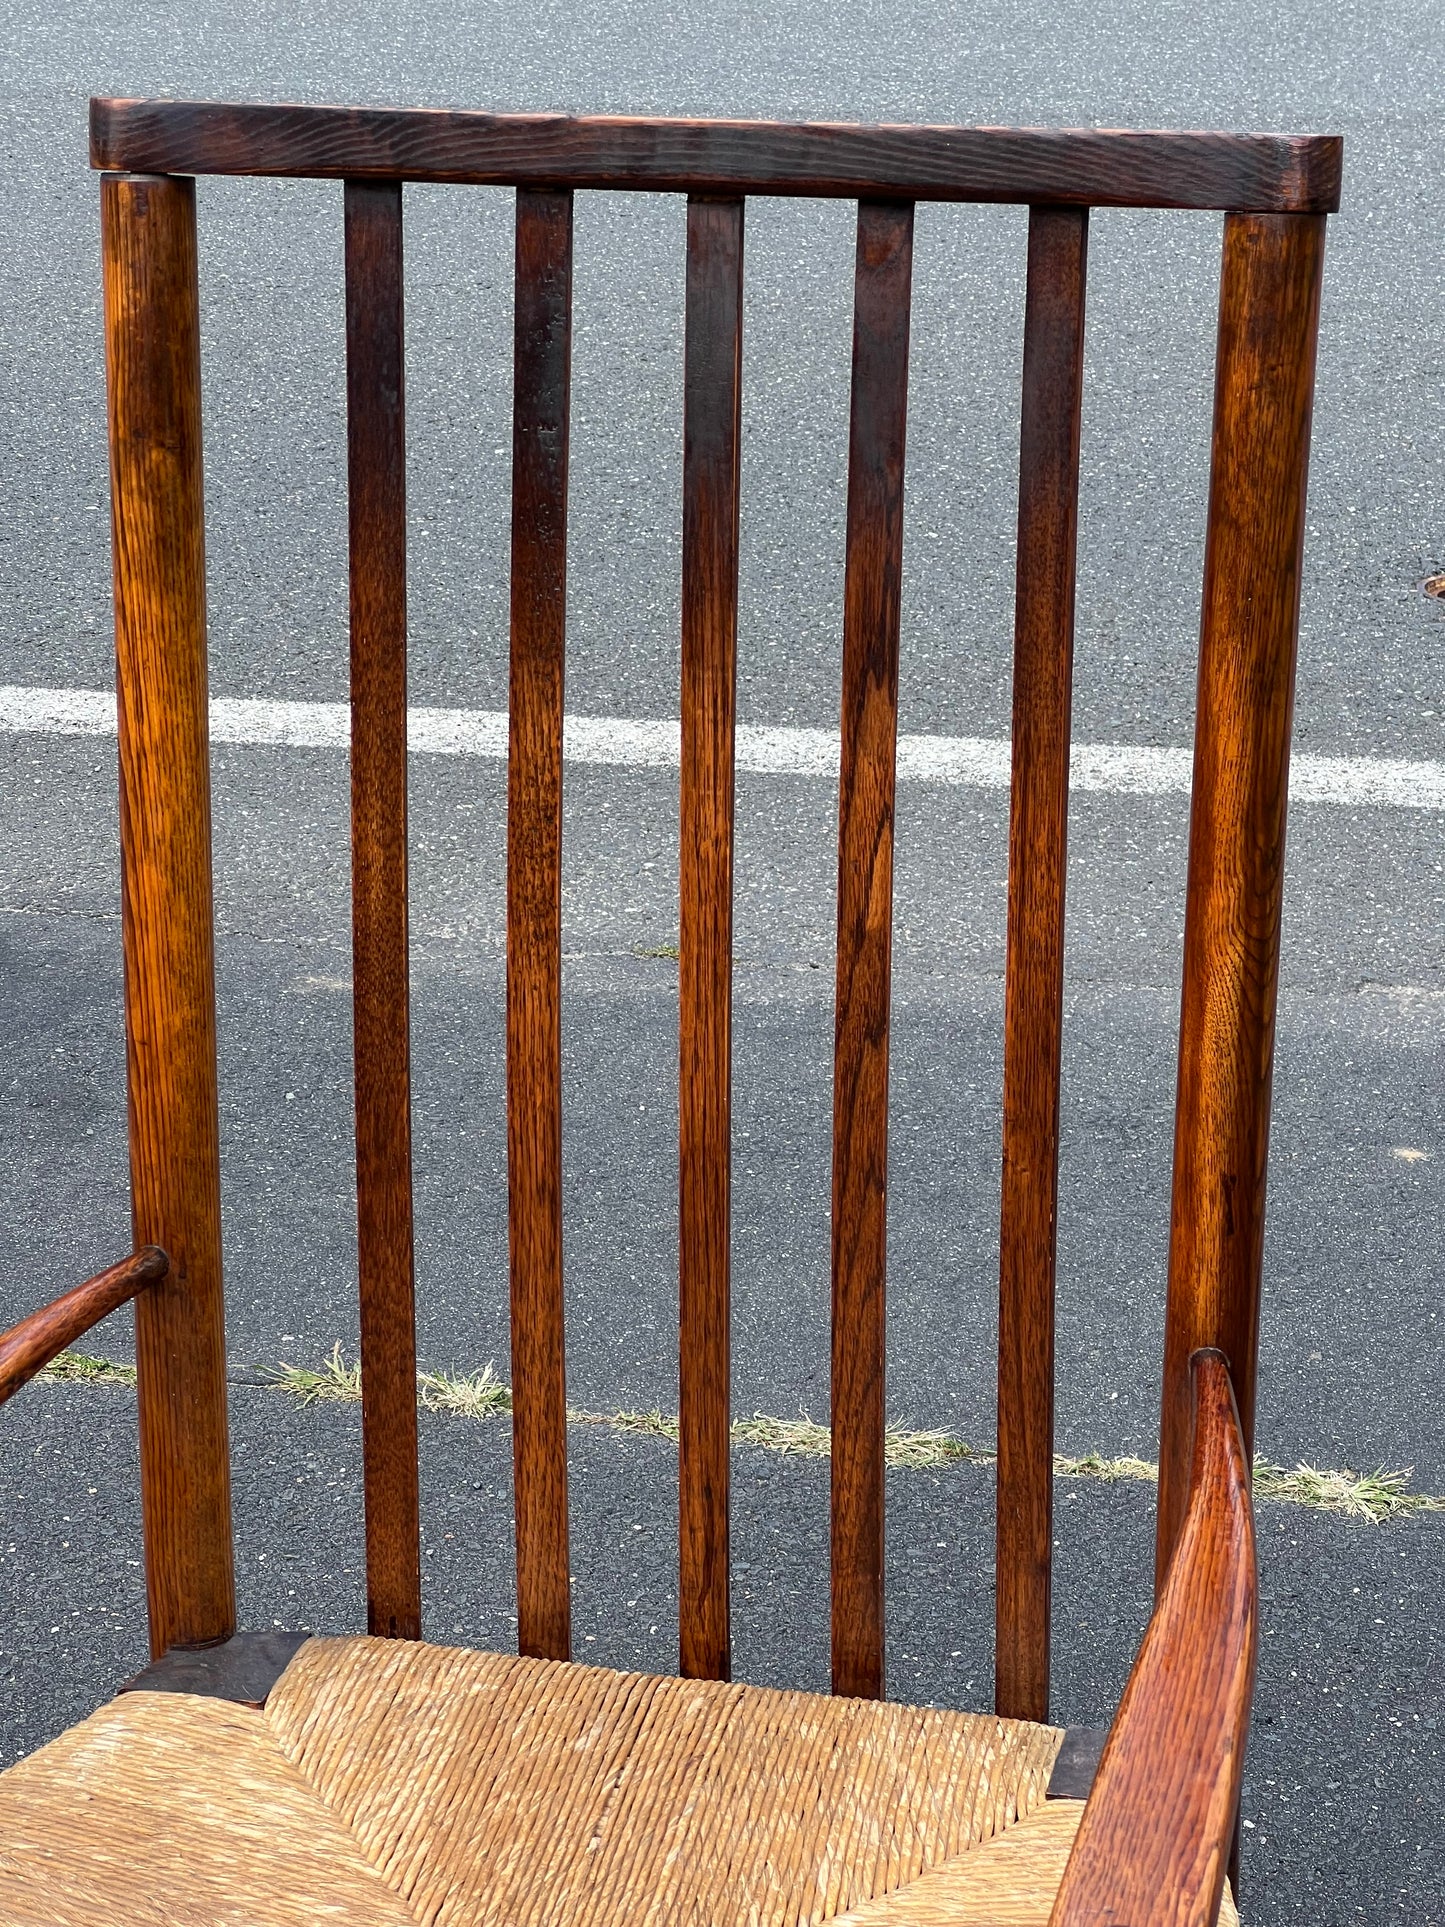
[102, 168, 236, 1660]
[1158, 210, 1326, 1585]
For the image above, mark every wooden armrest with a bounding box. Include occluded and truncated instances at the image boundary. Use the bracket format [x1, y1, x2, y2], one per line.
[1049, 1348, 1257, 1927]
[0, 1247, 169, 1407]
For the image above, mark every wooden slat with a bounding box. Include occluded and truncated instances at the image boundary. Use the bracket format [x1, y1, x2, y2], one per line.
[102, 169, 236, 1659]
[1156, 212, 1327, 1590]
[0, 1248, 168, 1407]
[830, 198, 914, 1703]
[345, 178, 422, 1643]
[994, 205, 1088, 1726]
[1051, 1350, 1257, 1926]
[90, 101, 1343, 214]
[507, 185, 574, 1663]
[678, 194, 744, 1685]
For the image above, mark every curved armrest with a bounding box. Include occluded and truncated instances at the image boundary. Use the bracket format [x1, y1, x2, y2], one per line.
[0, 1247, 169, 1406]
[1049, 1348, 1257, 1927]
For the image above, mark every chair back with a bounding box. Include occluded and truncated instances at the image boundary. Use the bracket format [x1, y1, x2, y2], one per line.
[93, 98, 1337, 1711]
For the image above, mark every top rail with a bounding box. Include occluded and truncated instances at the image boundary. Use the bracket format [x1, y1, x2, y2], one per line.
[90, 101, 1342, 212]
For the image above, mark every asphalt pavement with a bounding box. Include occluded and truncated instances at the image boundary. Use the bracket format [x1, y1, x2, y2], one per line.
[2, 1, 1443, 1921]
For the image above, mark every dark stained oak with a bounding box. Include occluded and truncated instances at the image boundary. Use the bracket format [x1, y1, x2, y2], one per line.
[830, 200, 913, 1704]
[1051, 1350, 1257, 1926]
[994, 205, 1088, 1727]
[90, 100, 1342, 213]
[678, 195, 744, 1686]
[345, 179, 422, 1643]
[507, 186, 574, 1665]
[0, 1249, 168, 1407]
[102, 170, 237, 1661]
[1156, 212, 1327, 1590]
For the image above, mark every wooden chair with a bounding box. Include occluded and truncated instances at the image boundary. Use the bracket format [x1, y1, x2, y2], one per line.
[0, 99, 1339, 1925]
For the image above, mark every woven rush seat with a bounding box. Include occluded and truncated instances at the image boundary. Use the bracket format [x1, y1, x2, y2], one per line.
[0, 1634, 1097, 1927]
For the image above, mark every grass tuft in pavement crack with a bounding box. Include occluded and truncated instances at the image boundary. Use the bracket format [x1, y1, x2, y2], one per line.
[1250, 1460, 1431, 1522]
[263, 1343, 361, 1403]
[36, 1351, 137, 1386]
[730, 1412, 983, 1468]
[37, 1347, 1443, 1523]
[420, 1364, 513, 1419]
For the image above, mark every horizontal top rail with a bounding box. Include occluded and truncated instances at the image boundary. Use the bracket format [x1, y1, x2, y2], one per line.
[90, 100, 1342, 212]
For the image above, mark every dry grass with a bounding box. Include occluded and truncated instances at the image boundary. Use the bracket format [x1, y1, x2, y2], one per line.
[1251, 1459, 1442, 1521]
[61, 1340, 1434, 1523]
[578, 1407, 679, 1441]
[1047, 1448, 1441, 1521]
[419, 1364, 512, 1419]
[729, 1412, 983, 1469]
[265, 1343, 361, 1404]
[1054, 1451, 1157, 1486]
[38, 1350, 137, 1386]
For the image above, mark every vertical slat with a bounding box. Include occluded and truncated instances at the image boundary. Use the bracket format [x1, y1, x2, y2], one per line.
[830, 198, 914, 1703]
[679, 194, 744, 1684]
[1157, 211, 1326, 1589]
[507, 185, 574, 1663]
[994, 205, 1088, 1725]
[102, 170, 236, 1658]
[345, 179, 422, 1642]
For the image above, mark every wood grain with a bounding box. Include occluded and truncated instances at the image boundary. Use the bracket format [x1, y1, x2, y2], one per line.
[1050, 1350, 1257, 1927]
[994, 206, 1088, 1726]
[831, 200, 913, 1703]
[103, 169, 236, 1659]
[0, 1248, 168, 1406]
[345, 178, 422, 1642]
[678, 195, 744, 1685]
[90, 101, 1343, 212]
[1156, 212, 1326, 1589]
[507, 186, 574, 1664]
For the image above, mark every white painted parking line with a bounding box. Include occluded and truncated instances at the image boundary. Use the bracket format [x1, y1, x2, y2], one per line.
[1, 683, 1442, 809]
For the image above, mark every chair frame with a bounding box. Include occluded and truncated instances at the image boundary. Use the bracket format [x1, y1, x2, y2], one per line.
[0, 97, 1339, 1919]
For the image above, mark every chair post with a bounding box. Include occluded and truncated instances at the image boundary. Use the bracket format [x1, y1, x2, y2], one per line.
[1157, 211, 1326, 1589]
[102, 170, 235, 1657]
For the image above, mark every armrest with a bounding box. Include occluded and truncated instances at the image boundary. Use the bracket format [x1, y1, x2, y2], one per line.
[1049, 1348, 1257, 1927]
[0, 1247, 169, 1406]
